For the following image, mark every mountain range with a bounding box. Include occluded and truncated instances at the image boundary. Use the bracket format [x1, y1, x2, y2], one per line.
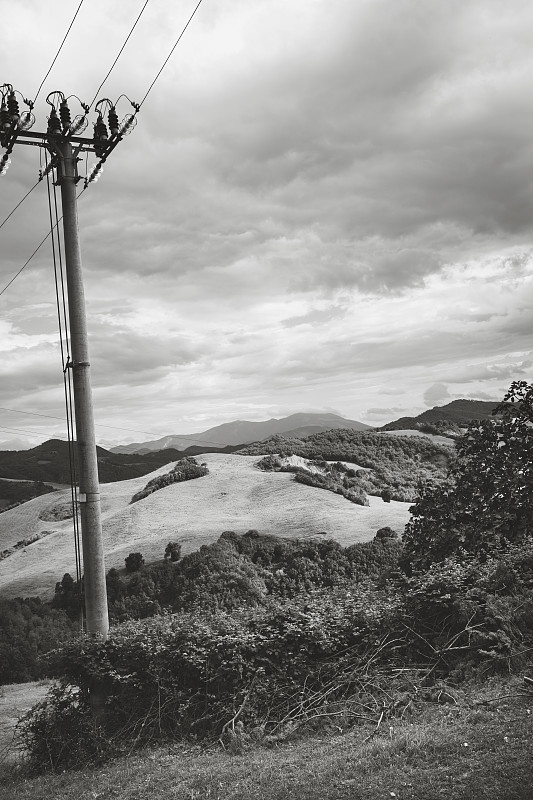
[110, 412, 372, 454]
[111, 401, 501, 455]
[0, 402, 502, 487]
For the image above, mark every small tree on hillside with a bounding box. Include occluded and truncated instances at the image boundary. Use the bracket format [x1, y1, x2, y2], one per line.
[164, 542, 182, 562]
[125, 552, 144, 573]
[375, 527, 398, 541]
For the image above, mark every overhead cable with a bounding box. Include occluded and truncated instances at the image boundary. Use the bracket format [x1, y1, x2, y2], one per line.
[45, 150, 84, 614]
[33, 0, 86, 105]
[139, 0, 205, 107]
[0, 180, 41, 233]
[89, 0, 150, 108]
[0, 406, 240, 449]
[0, 186, 86, 297]
[0, 425, 52, 438]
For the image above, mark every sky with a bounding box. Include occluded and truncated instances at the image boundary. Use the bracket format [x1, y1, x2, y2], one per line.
[1, 0, 532, 449]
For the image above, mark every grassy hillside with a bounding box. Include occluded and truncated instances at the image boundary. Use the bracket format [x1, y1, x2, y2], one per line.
[3, 679, 532, 799]
[0, 453, 411, 599]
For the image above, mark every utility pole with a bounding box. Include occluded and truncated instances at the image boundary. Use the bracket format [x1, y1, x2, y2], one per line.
[1, 85, 138, 640]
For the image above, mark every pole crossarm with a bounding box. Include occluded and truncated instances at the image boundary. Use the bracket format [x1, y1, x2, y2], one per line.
[0, 85, 138, 182]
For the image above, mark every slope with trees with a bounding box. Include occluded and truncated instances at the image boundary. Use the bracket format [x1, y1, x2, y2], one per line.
[242, 429, 453, 501]
[0, 440, 192, 485]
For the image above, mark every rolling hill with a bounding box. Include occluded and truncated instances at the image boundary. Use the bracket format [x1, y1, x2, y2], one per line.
[0, 452, 411, 599]
[379, 398, 501, 431]
[0, 439, 195, 484]
[110, 413, 371, 454]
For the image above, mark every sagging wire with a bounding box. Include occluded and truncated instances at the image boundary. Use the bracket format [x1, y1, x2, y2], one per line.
[0, 180, 41, 233]
[88, 0, 150, 109]
[138, 0, 205, 108]
[33, 0, 86, 106]
[44, 147, 84, 630]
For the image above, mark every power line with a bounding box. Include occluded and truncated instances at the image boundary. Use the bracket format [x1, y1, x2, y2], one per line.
[33, 0, 86, 105]
[0, 425, 53, 439]
[1, 0, 206, 295]
[0, 228, 51, 297]
[139, 0, 205, 107]
[45, 150, 84, 614]
[0, 407, 161, 436]
[0, 407, 66, 423]
[0, 187, 86, 298]
[89, 0, 150, 109]
[0, 407, 236, 449]
[0, 180, 42, 233]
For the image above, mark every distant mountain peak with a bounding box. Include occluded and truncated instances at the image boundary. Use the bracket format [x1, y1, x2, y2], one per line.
[111, 412, 371, 455]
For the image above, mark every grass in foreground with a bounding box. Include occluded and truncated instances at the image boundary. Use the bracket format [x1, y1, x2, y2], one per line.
[1, 677, 532, 800]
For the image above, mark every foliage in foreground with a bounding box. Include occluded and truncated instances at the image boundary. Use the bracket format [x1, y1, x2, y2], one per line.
[403, 380, 533, 570]
[7, 687, 533, 800]
[17, 589, 402, 770]
[18, 533, 533, 772]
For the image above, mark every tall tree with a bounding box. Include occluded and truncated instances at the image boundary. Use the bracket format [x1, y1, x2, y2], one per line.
[402, 381, 533, 571]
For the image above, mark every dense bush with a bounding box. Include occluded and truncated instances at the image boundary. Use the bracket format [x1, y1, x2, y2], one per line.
[0, 479, 56, 513]
[125, 552, 144, 573]
[130, 457, 208, 504]
[19, 537, 533, 772]
[164, 541, 182, 562]
[292, 468, 370, 506]
[100, 531, 402, 620]
[20, 587, 403, 770]
[245, 429, 451, 502]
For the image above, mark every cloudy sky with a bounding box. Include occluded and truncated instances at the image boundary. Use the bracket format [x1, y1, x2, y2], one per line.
[1, 0, 532, 449]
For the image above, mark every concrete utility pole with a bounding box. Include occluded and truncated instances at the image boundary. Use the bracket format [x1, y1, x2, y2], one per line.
[55, 137, 109, 638]
[1, 86, 138, 639]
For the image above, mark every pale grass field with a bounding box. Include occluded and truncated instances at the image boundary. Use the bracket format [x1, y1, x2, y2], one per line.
[0, 453, 411, 599]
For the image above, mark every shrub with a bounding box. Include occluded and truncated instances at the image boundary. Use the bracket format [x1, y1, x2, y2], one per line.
[130, 457, 208, 504]
[375, 527, 398, 541]
[164, 541, 182, 562]
[22, 588, 403, 770]
[125, 552, 144, 572]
